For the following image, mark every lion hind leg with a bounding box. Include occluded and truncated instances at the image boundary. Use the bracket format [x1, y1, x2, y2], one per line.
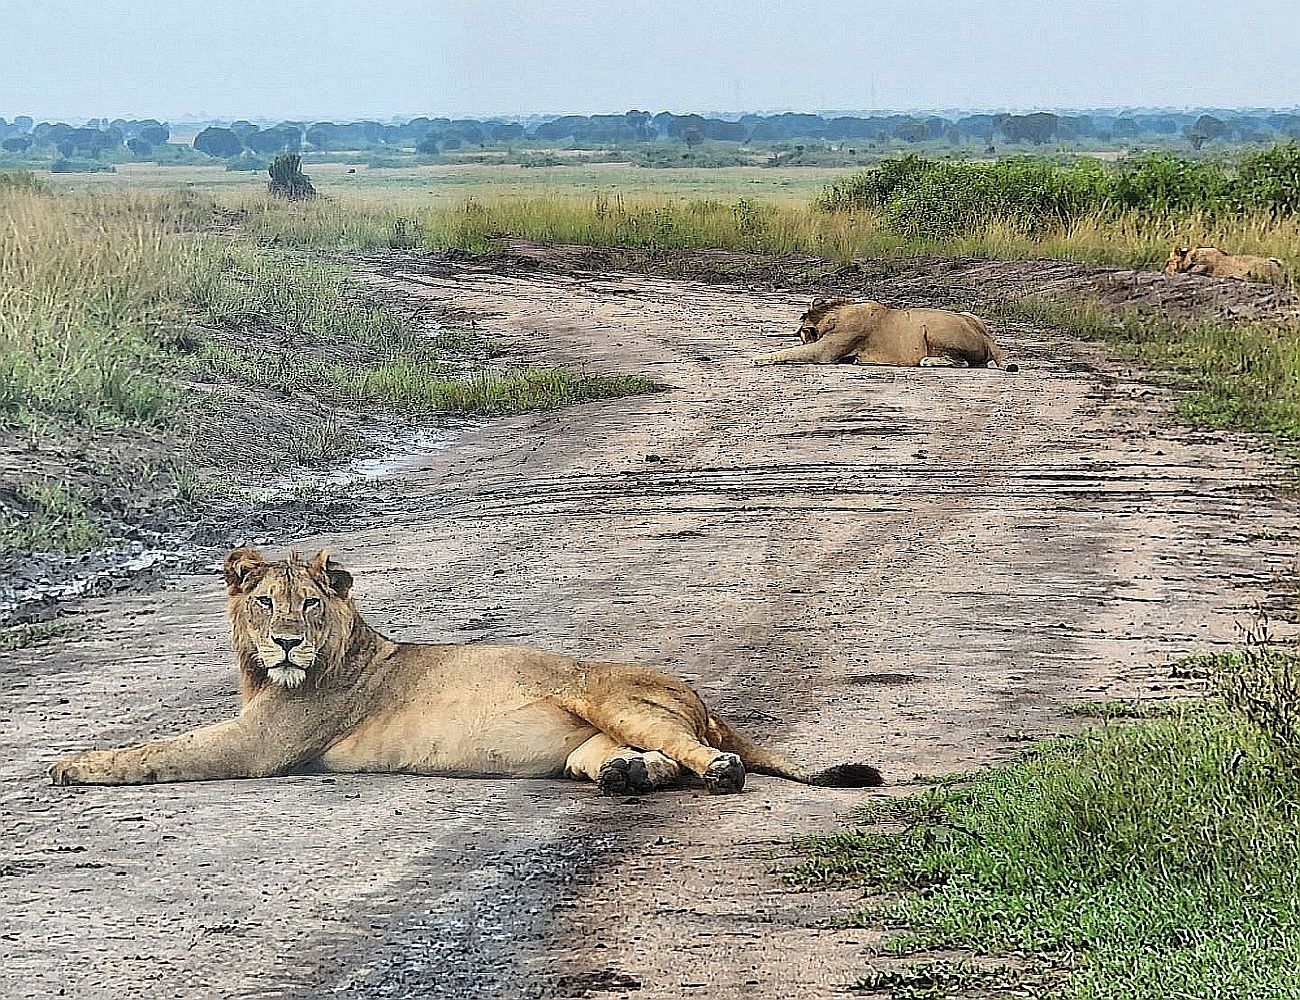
[564, 733, 684, 795]
[561, 673, 745, 794]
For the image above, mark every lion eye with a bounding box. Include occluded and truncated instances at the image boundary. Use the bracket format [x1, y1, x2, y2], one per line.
[303, 596, 321, 610]
[254, 595, 273, 610]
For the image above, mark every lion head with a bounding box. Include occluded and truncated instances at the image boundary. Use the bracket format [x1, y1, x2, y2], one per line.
[1163, 246, 1194, 274]
[223, 547, 355, 699]
[796, 297, 853, 343]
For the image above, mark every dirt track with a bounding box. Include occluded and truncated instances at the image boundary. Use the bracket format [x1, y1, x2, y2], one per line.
[4, 254, 1299, 999]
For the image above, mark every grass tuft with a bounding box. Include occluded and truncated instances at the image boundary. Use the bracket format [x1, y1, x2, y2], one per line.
[0, 482, 105, 556]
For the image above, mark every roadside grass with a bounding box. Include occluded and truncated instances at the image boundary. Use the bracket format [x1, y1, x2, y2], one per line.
[0, 181, 661, 556]
[1008, 298, 1300, 441]
[199, 343, 661, 417]
[0, 620, 64, 652]
[0, 482, 106, 556]
[0, 182, 207, 425]
[793, 645, 1300, 999]
[227, 187, 1300, 289]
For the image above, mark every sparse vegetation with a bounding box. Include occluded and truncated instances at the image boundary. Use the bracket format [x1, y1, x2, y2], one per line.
[1009, 298, 1300, 441]
[0, 482, 105, 555]
[0, 620, 64, 651]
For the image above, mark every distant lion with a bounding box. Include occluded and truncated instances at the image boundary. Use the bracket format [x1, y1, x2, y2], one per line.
[1163, 245, 1284, 281]
[49, 548, 884, 795]
[754, 298, 1018, 371]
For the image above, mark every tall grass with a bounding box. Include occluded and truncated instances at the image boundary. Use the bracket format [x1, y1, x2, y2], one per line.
[0, 181, 211, 424]
[228, 185, 1300, 284]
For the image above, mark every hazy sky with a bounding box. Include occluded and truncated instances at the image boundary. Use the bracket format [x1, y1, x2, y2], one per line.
[3, 0, 1298, 122]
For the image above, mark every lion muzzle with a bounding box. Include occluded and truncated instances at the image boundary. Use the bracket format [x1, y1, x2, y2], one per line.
[257, 637, 317, 688]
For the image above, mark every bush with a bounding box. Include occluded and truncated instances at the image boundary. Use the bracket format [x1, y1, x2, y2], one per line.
[815, 145, 1300, 240]
[49, 158, 116, 174]
[266, 153, 316, 200]
[1235, 142, 1300, 216]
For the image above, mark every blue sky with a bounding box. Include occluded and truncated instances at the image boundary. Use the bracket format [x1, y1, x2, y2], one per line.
[3, 0, 1298, 122]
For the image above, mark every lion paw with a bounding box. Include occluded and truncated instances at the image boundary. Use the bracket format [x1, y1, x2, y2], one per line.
[702, 752, 745, 794]
[49, 754, 100, 786]
[598, 754, 654, 796]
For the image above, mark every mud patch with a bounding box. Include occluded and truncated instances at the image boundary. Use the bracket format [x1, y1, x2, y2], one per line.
[846, 672, 920, 686]
[550, 969, 643, 997]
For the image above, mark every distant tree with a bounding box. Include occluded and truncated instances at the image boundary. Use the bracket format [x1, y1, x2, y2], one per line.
[894, 121, 929, 143]
[194, 126, 243, 158]
[138, 123, 170, 146]
[1186, 114, 1229, 150]
[267, 153, 316, 200]
[244, 125, 302, 155]
[126, 137, 154, 158]
[624, 109, 653, 140]
[1, 137, 32, 152]
[415, 135, 440, 155]
[681, 125, 702, 148]
[1002, 112, 1059, 144]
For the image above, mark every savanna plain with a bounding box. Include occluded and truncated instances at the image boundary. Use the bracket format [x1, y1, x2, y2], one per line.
[5, 146, 1300, 999]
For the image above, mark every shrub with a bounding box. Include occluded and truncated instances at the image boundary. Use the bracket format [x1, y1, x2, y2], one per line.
[816, 145, 1300, 240]
[267, 153, 316, 200]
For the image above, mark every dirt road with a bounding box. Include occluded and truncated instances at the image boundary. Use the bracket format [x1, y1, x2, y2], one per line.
[4, 253, 1297, 998]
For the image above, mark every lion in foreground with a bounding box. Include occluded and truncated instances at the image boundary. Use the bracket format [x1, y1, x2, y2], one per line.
[754, 298, 1018, 371]
[49, 549, 883, 795]
[1163, 245, 1284, 281]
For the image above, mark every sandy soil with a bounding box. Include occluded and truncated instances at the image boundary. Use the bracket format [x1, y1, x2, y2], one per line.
[4, 253, 1298, 999]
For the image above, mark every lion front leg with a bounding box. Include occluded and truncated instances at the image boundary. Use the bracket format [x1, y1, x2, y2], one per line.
[752, 342, 844, 365]
[50, 717, 310, 786]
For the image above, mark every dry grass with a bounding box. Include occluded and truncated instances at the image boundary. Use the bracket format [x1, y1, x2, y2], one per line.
[228, 187, 1300, 286]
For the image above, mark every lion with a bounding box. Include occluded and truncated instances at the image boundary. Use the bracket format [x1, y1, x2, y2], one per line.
[754, 298, 1018, 371]
[49, 548, 884, 795]
[1162, 245, 1284, 281]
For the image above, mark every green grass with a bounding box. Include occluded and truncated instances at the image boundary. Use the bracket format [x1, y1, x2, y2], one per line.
[0, 620, 64, 651]
[199, 343, 661, 417]
[794, 648, 1300, 999]
[0, 482, 105, 555]
[1011, 298, 1300, 440]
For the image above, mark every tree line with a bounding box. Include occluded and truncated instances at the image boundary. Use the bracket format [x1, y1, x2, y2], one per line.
[3, 108, 1299, 164]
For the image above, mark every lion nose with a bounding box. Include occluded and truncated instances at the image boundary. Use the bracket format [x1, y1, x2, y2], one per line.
[272, 636, 303, 655]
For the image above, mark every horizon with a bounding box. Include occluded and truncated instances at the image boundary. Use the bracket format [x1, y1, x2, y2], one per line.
[7, 105, 1300, 130]
[3, 1, 1298, 123]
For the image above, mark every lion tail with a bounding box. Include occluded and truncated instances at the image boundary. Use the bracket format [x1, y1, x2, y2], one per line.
[705, 715, 884, 788]
[988, 341, 1019, 373]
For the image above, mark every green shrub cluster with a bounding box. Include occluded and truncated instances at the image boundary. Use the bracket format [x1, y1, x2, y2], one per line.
[816, 144, 1300, 239]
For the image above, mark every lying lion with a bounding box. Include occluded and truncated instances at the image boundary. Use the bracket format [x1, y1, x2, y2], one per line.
[49, 548, 883, 795]
[1163, 245, 1283, 281]
[754, 298, 1017, 371]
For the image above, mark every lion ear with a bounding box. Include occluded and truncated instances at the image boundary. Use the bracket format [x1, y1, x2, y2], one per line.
[309, 549, 354, 598]
[224, 547, 268, 595]
[811, 296, 827, 308]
